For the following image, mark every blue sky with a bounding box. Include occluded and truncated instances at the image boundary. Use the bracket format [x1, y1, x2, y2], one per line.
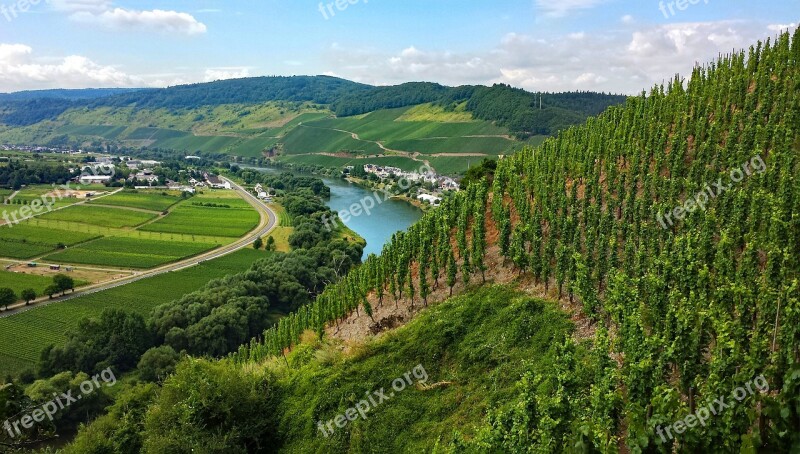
[0, 0, 797, 93]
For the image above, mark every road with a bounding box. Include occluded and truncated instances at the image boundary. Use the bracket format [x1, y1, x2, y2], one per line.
[0, 177, 277, 318]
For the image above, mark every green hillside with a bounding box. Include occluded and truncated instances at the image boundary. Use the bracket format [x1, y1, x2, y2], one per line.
[0, 78, 625, 175]
[228, 30, 800, 451]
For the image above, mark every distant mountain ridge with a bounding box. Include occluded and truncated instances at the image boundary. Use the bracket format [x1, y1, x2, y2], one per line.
[0, 88, 142, 101]
[0, 76, 627, 139]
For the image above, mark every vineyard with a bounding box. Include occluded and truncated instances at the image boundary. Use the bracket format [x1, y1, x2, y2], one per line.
[44, 237, 219, 269]
[234, 31, 800, 450]
[39, 205, 158, 228]
[89, 190, 184, 212]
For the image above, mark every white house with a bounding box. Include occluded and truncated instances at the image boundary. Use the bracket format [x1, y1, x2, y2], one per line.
[78, 175, 113, 185]
[417, 193, 442, 205]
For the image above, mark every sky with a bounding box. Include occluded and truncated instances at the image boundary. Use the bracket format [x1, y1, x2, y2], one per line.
[0, 0, 797, 94]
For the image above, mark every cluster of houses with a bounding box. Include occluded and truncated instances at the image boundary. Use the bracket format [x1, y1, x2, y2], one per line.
[1, 144, 79, 154]
[361, 164, 460, 192]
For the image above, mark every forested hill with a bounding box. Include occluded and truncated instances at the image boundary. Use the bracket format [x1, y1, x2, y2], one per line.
[0, 88, 140, 102]
[220, 30, 798, 451]
[0, 76, 625, 138]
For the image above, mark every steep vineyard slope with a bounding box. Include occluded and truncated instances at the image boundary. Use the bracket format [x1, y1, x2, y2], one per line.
[236, 30, 800, 451]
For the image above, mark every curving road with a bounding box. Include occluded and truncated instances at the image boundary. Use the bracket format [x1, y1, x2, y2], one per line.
[0, 177, 277, 318]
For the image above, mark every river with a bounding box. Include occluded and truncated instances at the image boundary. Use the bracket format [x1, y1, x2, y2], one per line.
[246, 166, 423, 258]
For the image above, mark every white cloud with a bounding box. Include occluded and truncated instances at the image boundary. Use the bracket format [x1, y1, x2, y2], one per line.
[767, 23, 797, 32]
[203, 67, 250, 82]
[51, 0, 206, 35]
[535, 0, 609, 18]
[50, 0, 111, 13]
[621, 15, 635, 24]
[0, 43, 142, 91]
[71, 8, 207, 35]
[322, 21, 781, 94]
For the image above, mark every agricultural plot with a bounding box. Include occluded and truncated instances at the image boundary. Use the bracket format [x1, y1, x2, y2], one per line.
[56, 124, 128, 140]
[155, 134, 241, 154]
[426, 156, 482, 175]
[125, 127, 189, 141]
[10, 185, 88, 208]
[44, 236, 219, 269]
[0, 249, 270, 377]
[39, 205, 157, 228]
[139, 203, 258, 238]
[0, 223, 100, 259]
[89, 190, 183, 212]
[306, 107, 508, 142]
[281, 125, 383, 155]
[0, 270, 63, 297]
[385, 136, 514, 155]
[281, 154, 423, 172]
[225, 136, 279, 157]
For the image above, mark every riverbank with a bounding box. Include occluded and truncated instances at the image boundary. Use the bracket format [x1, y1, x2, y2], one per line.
[241, 165, 423, 258]
[343, 176, 433, 212]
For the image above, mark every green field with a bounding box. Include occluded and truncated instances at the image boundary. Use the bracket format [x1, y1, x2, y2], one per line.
[40, 205, 157, 228]
[0, 270, 86, 298]
[385, 136, 513, 155]
[10, 185, 94, 208]
[140, 205, 258, 238]
[44, 237, 219, 269]
[56, 124, 128, 140]
[0, 249, 272, 377]
[281, 154, 424, 172]
[139, 191, 259, 238]
[0, 223, 100, 259]
[281, 125, 384, 155]
[89, 190, 183, 211]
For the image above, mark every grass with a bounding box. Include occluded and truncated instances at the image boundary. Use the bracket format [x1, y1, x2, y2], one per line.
[266, 226, 293, 253]
[39, 205, 157, 228]
[44, 237, 219, 269]
[0, 249, 272, 377]
[89, 190, 184, 212]
[272, 285, 575, 452]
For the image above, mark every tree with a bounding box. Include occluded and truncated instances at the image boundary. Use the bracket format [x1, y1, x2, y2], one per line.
[137, 346, 181, 383]
[44, 284, 60, 299]
[265, 236, 276, 251]
[0, 288, 16, 310]
[447, 250, 457, 296]
[53, 274, 75, 294]
[253, 237, 264, 250]
[21, 289, 36, 306]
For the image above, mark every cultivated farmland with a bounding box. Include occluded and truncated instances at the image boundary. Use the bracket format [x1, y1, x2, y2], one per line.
[44, 237, 219, 269]
[39, 205, 157, 228]
[0, 224, 100, 259]
[0, 249, 272, 377]
[139, 191, 259, 238]
[89, 189, 184, 211]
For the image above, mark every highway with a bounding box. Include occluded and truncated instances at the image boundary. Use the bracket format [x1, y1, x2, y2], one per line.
[0, 177, 277, 318]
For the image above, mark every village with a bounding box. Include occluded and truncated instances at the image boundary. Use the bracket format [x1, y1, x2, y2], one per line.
[356, 163, 460, 206]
